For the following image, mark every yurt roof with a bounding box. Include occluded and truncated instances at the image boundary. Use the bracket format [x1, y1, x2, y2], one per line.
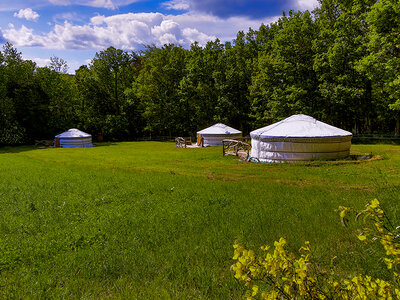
[197, 123, 241, 135]
[250, 114, 352, 138]
[55, 128, 91, 138]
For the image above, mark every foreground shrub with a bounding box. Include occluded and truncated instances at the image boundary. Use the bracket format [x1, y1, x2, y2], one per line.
[232, 199, 400, 299]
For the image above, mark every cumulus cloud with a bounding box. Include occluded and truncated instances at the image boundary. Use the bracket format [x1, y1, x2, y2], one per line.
[3, 10, 279, 51]
[14, 8, 40, 21]
[2, 12, 208, 50]
[4, 24, 44, 46]
[171, 13, 278, 42]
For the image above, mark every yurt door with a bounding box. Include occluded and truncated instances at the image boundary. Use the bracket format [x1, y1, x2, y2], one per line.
[197, 134, 201, 146]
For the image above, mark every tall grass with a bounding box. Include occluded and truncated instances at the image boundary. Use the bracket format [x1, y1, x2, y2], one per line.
[0, 142, 399, 298]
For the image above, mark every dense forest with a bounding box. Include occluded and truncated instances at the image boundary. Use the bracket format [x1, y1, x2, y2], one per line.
[1, 0, 399, 145]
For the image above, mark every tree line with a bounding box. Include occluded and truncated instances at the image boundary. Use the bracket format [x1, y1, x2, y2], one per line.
[1, 0, 399, 145]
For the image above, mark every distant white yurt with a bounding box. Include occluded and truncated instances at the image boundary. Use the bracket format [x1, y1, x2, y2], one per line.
[54, 128, 93, 148]
[197, 123, 242, 146]
[250, 114, 352, 162]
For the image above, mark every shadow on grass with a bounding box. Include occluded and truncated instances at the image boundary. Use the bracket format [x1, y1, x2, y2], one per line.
[352, 136, 400, 145]
[0, 145, 38, 154]
[0, 142, 119, 154]
[301, 154, 384, 167]
[92, 142, 118, 147]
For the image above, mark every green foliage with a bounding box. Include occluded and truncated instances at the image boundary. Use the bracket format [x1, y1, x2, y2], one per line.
[1, 0, 400, 145]
[49, 56, 68, 74]
[313, 0, 378, 133]
[233, 199, 400, 299]
[35, 67, 80, 133]
[0, 96, 25, 145]
[73, 47, 142, 139]
[135, 44, 188, 136]
[358, 0, 400, 115]
[250, 11, 318, 127]
[0, 57, 25, 144]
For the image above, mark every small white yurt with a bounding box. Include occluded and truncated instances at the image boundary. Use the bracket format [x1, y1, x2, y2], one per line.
[54, 128, 93, 148]
[250, 114, 352, 162]
[197, 123, 242, 146]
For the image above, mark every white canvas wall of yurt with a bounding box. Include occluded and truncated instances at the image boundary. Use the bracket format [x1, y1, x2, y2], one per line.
[197, 123, 242, 146]
[250, 114, 352, 162]
[54, 128, 93, 148]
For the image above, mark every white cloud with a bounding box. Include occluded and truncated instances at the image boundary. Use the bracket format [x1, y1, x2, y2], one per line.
[22, 55, 82, 73]
[53, 12, 82, 23]
[23, 56, 50, 67]
[171, 13, 278, 42]
[88, 0, 115, 9]
[52, 0, 144, 9]
[48, 0, 70, 5]
[48, 0, 116, 8]
[4, 24, 44, 46]
[0, 0, 142, 11]
[14, 8, 40, 21]
[162, 0, 190, 11]
[3, 11, 278, 51]
[293, 0, 319, 11]
[182, 27, 213, 45]
[151, 20, 183, 44]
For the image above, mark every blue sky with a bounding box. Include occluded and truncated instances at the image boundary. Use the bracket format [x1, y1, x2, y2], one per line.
[0, 0, 318, 73]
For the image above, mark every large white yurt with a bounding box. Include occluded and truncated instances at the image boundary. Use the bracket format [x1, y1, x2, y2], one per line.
[54, 128, 93, 148]
[250, 114, 352, 162]
[197, 123, 242, 146]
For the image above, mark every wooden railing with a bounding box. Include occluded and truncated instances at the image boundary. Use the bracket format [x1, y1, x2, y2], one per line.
[222, 139, 251, 160]
[229, 136, 251, 144]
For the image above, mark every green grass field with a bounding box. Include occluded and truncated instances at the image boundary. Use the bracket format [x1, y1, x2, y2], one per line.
[0, 142, 399, 298]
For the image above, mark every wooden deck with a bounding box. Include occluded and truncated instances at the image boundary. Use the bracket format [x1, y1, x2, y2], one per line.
[175, 137, 202, 148]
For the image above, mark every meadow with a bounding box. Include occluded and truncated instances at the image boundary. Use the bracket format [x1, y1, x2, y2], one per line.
[0, 142, 399, 298]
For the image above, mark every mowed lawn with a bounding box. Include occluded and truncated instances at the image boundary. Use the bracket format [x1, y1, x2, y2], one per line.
[0, 142, 399, 298]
